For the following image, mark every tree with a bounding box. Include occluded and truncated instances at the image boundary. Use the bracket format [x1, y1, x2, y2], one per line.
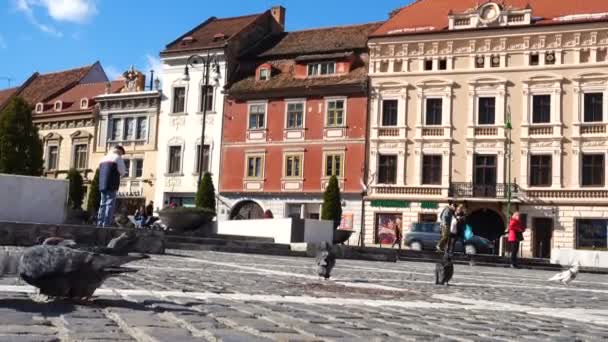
[0, 97, 43, 176]
[321, 175, 343, 229]
[66, 169, 85, 209]
[195, 172, 216, 211]
[86, 168, 100, 215]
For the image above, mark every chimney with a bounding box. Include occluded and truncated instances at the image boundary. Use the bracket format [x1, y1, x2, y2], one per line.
[271, 6, 286, 28]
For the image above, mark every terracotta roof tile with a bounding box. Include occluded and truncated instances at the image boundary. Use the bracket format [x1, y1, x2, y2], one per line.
[0, 87, 18, 108]
[162, 13, 263, 54]
[258, 22, 383, 58]
[374, 0, 608, 37]
[36, 80, 123, 116]
[19, 64, 96, 105]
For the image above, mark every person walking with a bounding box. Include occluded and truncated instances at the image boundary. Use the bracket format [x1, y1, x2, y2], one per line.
[508, 211, 526, 268]
[97, 145, 127, 227]
[392, 217, 403, 250]
[436, 202, 456, 252]
[448, 205, 467, 255]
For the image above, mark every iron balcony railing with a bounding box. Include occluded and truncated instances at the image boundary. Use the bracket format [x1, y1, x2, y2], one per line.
[449, 182, 519, 199]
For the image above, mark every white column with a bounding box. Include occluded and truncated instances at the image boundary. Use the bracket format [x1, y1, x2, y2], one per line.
[572, 150, 580, 187]
[500, 53, 507, 68]
[388, 59, 395, 73]
[539, 51, 546, 66]
[414, 150, 422, 186]
[398, 151, 406, 186]
[591, 48, 598, 63]
[556, 50, 563, 65]
[497, 87, 506, 126]
[552, 149, 562, 188]
[442, 150, 450, 187]
[521, 150, 529, 187]
[522, 87, 530, 126]
[447, 57, 453, 70]
[466, 151, 474, 183]
[443, 88, 453, 138]
[497, 151, 505, 184]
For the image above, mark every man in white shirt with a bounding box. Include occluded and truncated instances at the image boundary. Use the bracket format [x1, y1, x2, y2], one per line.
[97, 145, 127, 227]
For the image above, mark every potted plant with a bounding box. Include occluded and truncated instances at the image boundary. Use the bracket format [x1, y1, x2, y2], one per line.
[322, 176, 353, 244]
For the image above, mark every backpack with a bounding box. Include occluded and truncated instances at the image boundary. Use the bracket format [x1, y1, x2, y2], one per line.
[464, 224, 474, 241]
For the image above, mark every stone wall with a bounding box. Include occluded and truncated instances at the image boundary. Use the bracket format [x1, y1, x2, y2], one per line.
[0, 221, 165, 254]
[0, 174, 68, 224]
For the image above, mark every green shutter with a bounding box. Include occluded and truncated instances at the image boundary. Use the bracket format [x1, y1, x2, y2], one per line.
[420, 201, 439, 209]
[371, 200, 410, 208]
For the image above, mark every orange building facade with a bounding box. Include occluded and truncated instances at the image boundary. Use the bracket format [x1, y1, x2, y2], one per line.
[220, 23, 381, 241]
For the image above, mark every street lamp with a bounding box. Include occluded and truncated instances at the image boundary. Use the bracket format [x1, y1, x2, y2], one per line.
[182, 53, 221, 188]
[505, 114, 513, 235]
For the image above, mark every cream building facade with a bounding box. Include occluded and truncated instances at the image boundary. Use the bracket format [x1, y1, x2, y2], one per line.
[366, 1, 608, 258]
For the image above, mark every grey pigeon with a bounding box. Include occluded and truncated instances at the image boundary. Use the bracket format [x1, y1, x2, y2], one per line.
[548, 261, 581, 285]
[18, 245, 148, 299]
[435, 253, 454, 286]
[40, 231, 138, 256]
[42, 237, 77, 247]
[315, 241, 336, 280]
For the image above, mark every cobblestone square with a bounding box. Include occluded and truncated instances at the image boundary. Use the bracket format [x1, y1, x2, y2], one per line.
[1, 249, 607, 341]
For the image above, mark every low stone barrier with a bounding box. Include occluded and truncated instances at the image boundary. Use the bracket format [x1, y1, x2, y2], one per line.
[0, 221, 165, 254]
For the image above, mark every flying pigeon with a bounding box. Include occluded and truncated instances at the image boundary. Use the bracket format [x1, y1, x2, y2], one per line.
[40, 231, 138, 256]
[435, 253, 454, 286]
[548, 261, 581, 285]
[315, 241, 336, 280]
[18, 245, 148, 300]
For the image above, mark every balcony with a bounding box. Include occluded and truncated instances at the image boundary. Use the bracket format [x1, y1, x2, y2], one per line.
[474, 127, 498, 136]
[373, 186, 443, 196]
[421, 128, 444, 137]
[580, 123, 606, 135]
[377, 127, 400, 137]
[528, 126, 553, 136]
[449, 182, 519, 199]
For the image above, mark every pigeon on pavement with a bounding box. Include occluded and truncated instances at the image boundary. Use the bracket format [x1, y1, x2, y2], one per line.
[315, 241, 336, 280]
[435, 253, 454, 286]
[18, 245, 148, 300]
[40, 231, 139, 256]
[548, 261, 581, 285]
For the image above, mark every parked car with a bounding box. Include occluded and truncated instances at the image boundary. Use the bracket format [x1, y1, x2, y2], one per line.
[404, 222, 494, 255]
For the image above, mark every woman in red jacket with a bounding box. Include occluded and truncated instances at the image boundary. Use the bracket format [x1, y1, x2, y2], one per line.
[508, 212, 526, 268]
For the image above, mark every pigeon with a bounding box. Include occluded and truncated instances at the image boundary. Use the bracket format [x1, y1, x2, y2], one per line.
[18, 245, 149, 300]
[435, 253, 454, 286]
[548, 261, 581, 285]
[315, 241, 336, 280]
[40, 231, 138, 256]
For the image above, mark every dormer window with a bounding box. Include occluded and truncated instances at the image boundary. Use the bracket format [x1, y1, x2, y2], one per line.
[213, 33, 226, 41]
[259, 68, 270, 81]
[54, 101, 62, 111]
[307, 62, 335, 77]
[35, 103, 44, 113]
[80, 98, 89, 109]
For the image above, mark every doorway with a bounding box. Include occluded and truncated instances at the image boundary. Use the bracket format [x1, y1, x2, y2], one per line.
[532, 218, 553, 259]
[473, 155, 497, 197]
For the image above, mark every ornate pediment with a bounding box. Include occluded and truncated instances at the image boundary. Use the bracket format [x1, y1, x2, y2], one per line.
[448, 2, 532, 31]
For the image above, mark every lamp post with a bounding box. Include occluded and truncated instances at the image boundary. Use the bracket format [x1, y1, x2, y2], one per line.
[182, 53, 221, 188]
[505, 115, 513, 242]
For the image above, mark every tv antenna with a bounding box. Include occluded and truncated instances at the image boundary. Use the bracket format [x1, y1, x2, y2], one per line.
[0, 77, 12, 88]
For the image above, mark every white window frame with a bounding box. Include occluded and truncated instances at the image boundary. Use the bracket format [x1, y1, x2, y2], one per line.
[198, 83, 215, 113]
[307, 62, 336, 76]
[324, 97, 347, 128]
[171, 86, 187, 114]
[46, 144, 59, 171]
[247, 102, 267, 130]
[423, 97, 443, 126]
[107, 114, 149, 143]
[80, 98, 89, 109]
[259, 68, 270, 81]
[522, 74, 563, 128]
[166, 137, 185, 176]
[71, 143, 89, 170]
[284, 99, 306, 129]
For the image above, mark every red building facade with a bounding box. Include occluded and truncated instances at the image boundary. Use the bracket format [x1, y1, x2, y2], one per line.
[221, 23, 380, 238]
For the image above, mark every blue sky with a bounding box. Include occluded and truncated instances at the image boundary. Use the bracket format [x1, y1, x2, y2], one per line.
[0, 0, 411, 88]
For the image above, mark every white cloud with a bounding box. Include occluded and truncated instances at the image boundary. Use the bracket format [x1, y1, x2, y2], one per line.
[105, 65, 124, 81]
[14, 0, 97, 36]
[144, 54, 163, 84]
[0, 34, 7, 49]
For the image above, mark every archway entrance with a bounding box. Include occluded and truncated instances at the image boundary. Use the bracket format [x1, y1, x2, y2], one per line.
[229, 200, 264, 220]
[466, 208, 505, 254]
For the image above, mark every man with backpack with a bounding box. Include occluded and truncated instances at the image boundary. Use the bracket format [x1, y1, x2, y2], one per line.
[436, 201, 456, 252]
[97, 145, 127, 227]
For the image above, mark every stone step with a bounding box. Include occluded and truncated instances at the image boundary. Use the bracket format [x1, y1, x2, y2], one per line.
[166, 236, 290, 250]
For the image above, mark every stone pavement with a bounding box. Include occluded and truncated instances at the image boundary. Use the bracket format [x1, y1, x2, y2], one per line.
[0, 248, 607, 341]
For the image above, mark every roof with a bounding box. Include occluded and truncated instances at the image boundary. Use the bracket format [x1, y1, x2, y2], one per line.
[18, 63, 98, 105]
[35, 81, 123, 117]
[0, 87, 18, 108]
[257, 23, 383, 58]
[373, 0, 608, 37]
[162, 13, 263, 55]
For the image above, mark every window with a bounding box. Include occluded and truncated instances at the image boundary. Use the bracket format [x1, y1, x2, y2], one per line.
[248, 104, 266, 130]
[576, 219, 607, 249]
[124, 118, 135, 141]
[424, 60, 433, 71]
[325, 154, 343, 177]
[124, 159, 131, 177]
[382, 100, 398, 127]
[134, 159, 144, 178]
[582, 154, 605, 187]
[529, 155, 552, 187]
[529, 53, 539, 66]
[438, 59, 447, 70]
[286, 102, 304, 129]
[584, 93, 603, 123]
[247, 155, 263, 178]
[422, 155, 442, 185]
[168, 146, 182, 174]
[419, 213, 437, 223]
[47, 146, 58, 171]
[378, 155, 397, 184]
[195, 144, 210, 174]
[36, 103, 43, 113]
[475, 56, 485, 68]
[326, 99, 345, 127]
[490, 55, 500, 68]
[200, 85, 214, 112]
[545, 52, 556, 65]
[54, 101, 62, 111]
[259, 68, 270, 81]
[284, 154, 302, 178]
[73, 144, 88, 169]
[111, 118, 122, 141]
[308, 62, 335, 76]
[425, 98, 442, 126]
[478, 97, 496, 125]
[80, 99, 88, 109]
[172, 87, 186, 113]
[136, 117, 147, 140]
[532, 95, 551, 124]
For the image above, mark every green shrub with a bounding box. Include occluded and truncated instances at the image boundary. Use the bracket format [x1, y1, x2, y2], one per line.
[86, 168, 100, 214]
[0, 97, 43, 176]
[321, 175, 342, 229]
[66, 169, 85, 209]
[195, 172, 216, 211]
